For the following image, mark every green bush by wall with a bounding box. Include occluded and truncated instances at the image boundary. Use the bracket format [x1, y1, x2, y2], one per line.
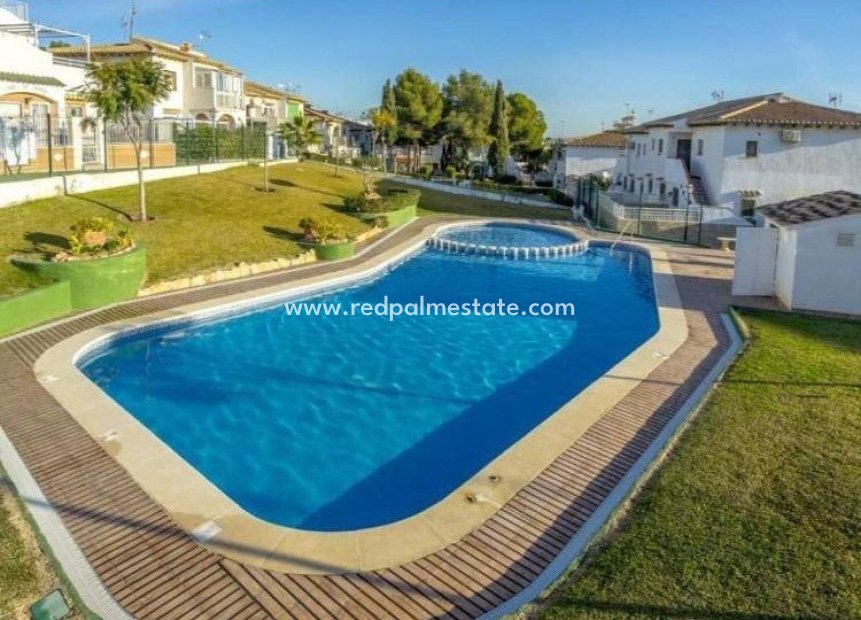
[12, 246, 147, 310]
[359, 204, 417, 228]
[0, 281, 72, 338]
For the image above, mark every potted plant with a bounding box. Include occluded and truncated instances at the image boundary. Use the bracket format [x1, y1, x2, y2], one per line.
[299, 217, 357, 260]
[12, 216, 146, 310]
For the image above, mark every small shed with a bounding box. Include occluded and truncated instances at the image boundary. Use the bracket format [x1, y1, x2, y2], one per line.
[732, 190, 861, 315]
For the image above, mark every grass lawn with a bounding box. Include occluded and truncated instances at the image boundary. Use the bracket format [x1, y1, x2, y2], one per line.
[0, 165, 570, 298]
[381, 179, 570, 221]
[538, 310, 861, 620]
[0, 475, 74, 619]
[0, 162, 370, 296]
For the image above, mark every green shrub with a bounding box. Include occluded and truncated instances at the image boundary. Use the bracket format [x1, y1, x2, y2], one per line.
[298, 217, 352, 244]
[549, 188, 575, 206]
[343, 188, 421, 214]
[65, 216, 133, 258]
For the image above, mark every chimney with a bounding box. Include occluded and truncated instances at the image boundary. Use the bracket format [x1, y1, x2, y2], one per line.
[179, 42, 193, 53]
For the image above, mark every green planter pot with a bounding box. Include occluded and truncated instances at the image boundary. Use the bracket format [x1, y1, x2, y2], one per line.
[313, 240, 356, 261]
[12, 246, 147, 310]
[358, 204, 417, 228]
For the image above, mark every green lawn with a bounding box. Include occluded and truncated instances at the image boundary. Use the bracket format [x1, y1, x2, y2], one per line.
[381, 179, 569, 221]
[539, 310, 861, 620]
[0, 475, 64, 618]
[0, 165, 569, 298]
[0, 162, 370, 296]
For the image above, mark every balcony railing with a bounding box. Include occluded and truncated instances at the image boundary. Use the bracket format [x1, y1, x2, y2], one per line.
[0, 1, 29, 21]
[52, 56, 87, 68]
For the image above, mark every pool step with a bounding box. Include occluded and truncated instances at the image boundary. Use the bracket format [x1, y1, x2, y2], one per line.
[426, 237, 589, 260]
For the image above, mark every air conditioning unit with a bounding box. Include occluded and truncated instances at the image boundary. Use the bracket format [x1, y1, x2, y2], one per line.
[780, 129, 802, 143]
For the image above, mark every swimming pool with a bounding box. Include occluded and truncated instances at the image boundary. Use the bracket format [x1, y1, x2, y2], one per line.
[78, 224, 659, 532]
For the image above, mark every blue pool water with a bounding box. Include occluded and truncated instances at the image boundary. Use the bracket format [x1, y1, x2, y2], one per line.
[79, 230, 658, 531]
[437, 222, 575, 247]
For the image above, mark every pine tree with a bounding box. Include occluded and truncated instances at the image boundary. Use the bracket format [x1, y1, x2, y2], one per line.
[487, 80, 510, 178]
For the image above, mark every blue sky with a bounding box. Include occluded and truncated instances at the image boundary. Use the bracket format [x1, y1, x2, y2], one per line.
[27, 0, 861, 136]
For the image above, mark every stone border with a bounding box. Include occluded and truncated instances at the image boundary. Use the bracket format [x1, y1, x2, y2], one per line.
[33, 219, 688, 574]
[0, 421, 133, 619]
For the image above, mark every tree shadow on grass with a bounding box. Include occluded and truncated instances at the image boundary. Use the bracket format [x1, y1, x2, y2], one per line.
[71, 196, 133, 221]
[18, 232, 69, 256]
[270, 177, 346, 200]
[263, 225, 303, 243]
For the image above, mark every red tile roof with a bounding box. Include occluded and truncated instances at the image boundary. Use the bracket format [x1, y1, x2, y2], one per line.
[563, 130, 627, 148]
[627, 93, 861, 131]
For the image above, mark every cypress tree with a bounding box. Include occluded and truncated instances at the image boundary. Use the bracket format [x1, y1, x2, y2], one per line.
[487, 80, 510, 178]
[382, 79, 398, 145]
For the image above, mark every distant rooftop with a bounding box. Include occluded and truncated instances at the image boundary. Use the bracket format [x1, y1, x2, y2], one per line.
[562, 130, 626, 148]
[244, 80, 305, 102]
[759, 190, 861, 226]
[53, 35, 241, 74]
[628, 93, 861, 131]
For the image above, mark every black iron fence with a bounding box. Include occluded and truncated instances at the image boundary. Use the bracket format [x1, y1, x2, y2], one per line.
[1, 114, 282, 182]
[571, 176, 705, 245]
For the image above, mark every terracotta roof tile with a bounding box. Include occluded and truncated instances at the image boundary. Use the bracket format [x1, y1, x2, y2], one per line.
[710, 100, 861, 127]
[0, 71, 64, 86]
[626, 93, 861, 131]
[759, 190, 861, 226]
[563, 130, 626, 148]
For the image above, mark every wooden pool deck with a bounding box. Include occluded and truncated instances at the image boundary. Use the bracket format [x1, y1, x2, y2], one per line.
[0, 220, 735, 619]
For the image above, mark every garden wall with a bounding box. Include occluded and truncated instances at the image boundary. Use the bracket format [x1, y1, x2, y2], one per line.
[0, 159, 298, 210]
[0, 281, 72, 338]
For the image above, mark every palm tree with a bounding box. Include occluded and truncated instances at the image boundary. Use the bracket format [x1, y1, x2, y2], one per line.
[277, 116, 321, 158]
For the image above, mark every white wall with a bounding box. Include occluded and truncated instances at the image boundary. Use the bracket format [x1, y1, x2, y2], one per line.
[720, 126, 861, 212]
[788, 214, 861, 314]
[773, 224, 797, 308]
[0, 160, 294, 209]
[561, 146, 619, 178]
[689, 125, 725, 204]
[732, 226, 778, 295]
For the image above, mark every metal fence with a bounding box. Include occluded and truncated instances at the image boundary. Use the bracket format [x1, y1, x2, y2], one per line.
[571, 176, 705, 245]
[1, 113, 283, 181]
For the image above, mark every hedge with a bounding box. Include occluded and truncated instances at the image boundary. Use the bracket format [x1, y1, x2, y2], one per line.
[344, 189, 421, 214]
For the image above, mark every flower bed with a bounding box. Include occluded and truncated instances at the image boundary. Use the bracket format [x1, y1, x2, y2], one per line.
[344, 189, 420, 227]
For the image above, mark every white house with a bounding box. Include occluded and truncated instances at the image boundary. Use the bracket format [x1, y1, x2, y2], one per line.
[0, 2, 90, 172]
[53, 36, 246, 126]
[732, 190, 861, 315]
[551, 130, 626, 187]
[612, 93, 861, 216]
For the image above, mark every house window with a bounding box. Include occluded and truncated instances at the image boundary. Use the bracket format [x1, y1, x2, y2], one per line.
[659, 182, 666, 196]
[696, 139, 704, 156]
[745, 140, 758, 157]
[648, 179, 653, 193]
[164, 70, 177, 91]
[740, 197, 756, 218]
[651, 138, 655, 151]
[194, 68, 213, 88]
[658, 139, 663, 155]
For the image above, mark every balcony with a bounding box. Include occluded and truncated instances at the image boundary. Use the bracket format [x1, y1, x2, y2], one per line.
[189, 87, 242, 112]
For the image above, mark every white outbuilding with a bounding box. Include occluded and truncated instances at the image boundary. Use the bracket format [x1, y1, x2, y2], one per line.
[732, 190, 861, 315]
